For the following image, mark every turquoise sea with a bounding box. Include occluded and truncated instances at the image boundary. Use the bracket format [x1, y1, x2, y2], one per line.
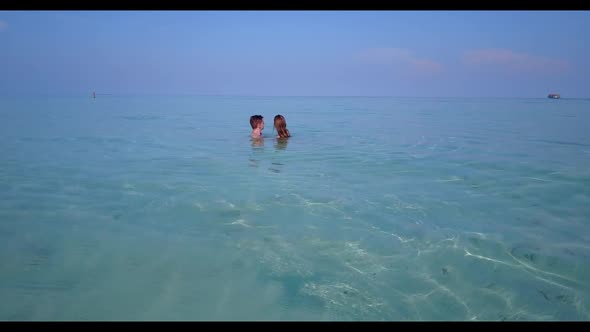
[0, 95, 589, 320]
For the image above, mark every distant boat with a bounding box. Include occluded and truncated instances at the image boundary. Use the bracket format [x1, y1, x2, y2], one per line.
[548, 93, 560, 99]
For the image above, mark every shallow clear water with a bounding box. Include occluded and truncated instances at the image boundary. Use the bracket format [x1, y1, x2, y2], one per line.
[0, 95, 589, 320]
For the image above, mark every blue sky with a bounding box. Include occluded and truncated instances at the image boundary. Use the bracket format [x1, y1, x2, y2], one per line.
[0, 11, 589, 97]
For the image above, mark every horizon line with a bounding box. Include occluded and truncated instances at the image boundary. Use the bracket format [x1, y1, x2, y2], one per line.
[1, 92, 588, 100]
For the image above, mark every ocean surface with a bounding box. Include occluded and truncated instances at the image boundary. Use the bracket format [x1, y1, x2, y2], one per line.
[0, 95, 589, 321]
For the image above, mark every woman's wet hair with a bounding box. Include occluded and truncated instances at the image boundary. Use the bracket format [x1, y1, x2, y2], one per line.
[274, 114, 290, 138]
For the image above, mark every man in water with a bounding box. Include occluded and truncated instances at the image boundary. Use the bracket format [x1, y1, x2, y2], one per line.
[250, 115, 264, 138]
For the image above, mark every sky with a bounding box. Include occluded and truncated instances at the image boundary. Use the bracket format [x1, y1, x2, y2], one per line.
[0, 11, 589, 98]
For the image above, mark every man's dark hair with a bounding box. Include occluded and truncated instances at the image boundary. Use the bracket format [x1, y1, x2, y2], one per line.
[250, 115, 264, 129]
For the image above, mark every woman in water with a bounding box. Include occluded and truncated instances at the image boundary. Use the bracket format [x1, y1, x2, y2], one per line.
[273, 114, 291, 139]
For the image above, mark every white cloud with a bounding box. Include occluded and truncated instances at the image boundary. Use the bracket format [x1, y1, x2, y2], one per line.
[463, 48, 570, 73]
[356, 48, 443, 73]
